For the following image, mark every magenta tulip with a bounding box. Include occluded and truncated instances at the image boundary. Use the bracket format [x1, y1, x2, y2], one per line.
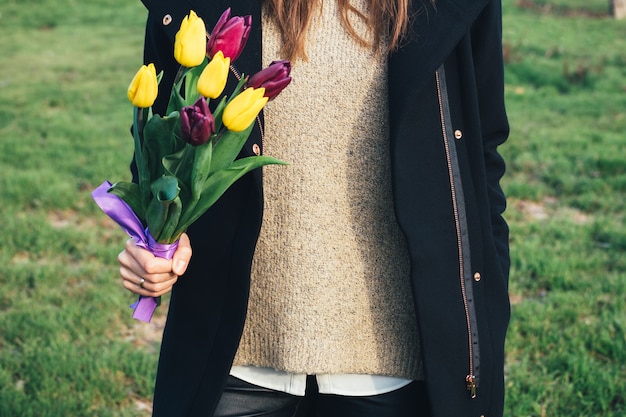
[180, 97, 215, 146]
[247, 60, 292, 101]
[206, 8, 252, 62]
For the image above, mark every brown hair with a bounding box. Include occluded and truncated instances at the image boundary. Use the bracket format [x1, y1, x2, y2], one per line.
[265, 0, 425, 61]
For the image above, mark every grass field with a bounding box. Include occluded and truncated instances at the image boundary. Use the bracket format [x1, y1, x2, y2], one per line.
[502, 1, 626, 415]
[1, 0, 625, 415]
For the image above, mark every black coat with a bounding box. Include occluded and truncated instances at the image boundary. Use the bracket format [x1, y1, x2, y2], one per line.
[139, 1, 510, 416]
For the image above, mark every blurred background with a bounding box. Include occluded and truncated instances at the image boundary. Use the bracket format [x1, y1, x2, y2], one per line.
[0, 0, 624, 415]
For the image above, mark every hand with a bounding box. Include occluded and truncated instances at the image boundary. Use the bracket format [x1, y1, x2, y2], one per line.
[117, 233, 192, 297]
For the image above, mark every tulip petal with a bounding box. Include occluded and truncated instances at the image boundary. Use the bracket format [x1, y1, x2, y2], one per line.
[174, 11, 207, 67]
[222, 87, 268, 132]
[197, 51, 230, 99]
[128, 63, 158, 108]
[180, 97, 215, 146]
[207, 9, 251, 63]
[247, 60, 292, 100]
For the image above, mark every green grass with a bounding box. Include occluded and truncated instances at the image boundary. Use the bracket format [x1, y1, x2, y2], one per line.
[0, 0, 625, 415]
[0, 1, 160, 416]
[502, 1, 626, 415]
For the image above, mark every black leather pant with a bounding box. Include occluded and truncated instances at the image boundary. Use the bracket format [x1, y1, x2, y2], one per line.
[213, 375, 432, 417]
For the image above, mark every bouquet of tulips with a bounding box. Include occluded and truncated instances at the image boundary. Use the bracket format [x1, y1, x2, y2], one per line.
[92, 9, 291, 322]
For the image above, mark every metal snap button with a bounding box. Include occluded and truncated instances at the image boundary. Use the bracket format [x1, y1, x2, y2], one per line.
[163, 14, 173, 26]
[454, 129, 463, 140]
[474, 272, 481, 282]
[252, 144, 260, 155]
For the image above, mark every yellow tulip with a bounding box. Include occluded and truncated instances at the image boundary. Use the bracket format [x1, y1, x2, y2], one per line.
[174, 11, 207, 68]
[222, 87, 268, 132]
[197, 51, 230, 99]
[127, 63, 158, 108]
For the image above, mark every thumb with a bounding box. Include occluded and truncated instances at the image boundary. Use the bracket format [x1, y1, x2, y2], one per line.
[172, 233, 192, 276]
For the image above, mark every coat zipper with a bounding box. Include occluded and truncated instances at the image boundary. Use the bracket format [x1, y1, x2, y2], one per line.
[226, 56, 265, 201]
[435, 65, 480, 399]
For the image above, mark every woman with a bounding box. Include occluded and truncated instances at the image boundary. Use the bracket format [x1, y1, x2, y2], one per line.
[118, 0, 510, 415]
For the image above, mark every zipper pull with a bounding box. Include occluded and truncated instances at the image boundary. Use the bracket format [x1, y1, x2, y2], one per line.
[466, 374, 477, 399]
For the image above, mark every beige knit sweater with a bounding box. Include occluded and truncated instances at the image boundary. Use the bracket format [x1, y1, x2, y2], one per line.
[233, 0, 422, 380]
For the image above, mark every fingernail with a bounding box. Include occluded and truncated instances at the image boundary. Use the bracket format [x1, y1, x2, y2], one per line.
[175, 260, 187, 274]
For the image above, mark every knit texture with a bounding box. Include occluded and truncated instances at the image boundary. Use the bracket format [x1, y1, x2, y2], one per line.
[233, 0, 422, 380]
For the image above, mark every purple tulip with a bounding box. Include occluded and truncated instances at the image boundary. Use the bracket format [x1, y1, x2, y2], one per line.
[247, 60, 292, 101]
[206, 8, 252, 63]
[180, 97, 215, 146]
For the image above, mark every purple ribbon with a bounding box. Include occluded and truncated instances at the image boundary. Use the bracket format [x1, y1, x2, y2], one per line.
[92, 181, 179, 322]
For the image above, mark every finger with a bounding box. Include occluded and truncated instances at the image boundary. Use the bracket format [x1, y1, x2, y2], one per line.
[172, 233, 192, 276]
[119, 256, 176, 286]
[123, 238, 173, 275]
[121, 274, 144, 295]
[140, 275, 179, 296]
[117, 237, 184, 297]
[119, 262, 147, 292]
[123, 275, 178, 297]
[120, 271, 178, 297]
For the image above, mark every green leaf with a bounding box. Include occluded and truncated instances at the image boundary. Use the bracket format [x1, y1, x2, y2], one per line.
[184, 59, 206, 104]
[226, 74, 248, 105]
[145, 175, 181, 241]
[190, 138, 212, 203]
[166, 88, 186, 115]
[230, 155, 288, 170]
[107, 181, 146, 221]
[157, 195, 183, 244]
[145, 198, 166, 240]
[210, 124, 254, 172]
[143, 111, 182, 181]
[211, 96, 228, 132]
[161, 146, 193, 203]
[178, 155, 287, 230]
[132, 107, 151, 207]
[166, 66, 191, 114]
[162, 146, 192, 179]
[151, 175, 180, 203]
